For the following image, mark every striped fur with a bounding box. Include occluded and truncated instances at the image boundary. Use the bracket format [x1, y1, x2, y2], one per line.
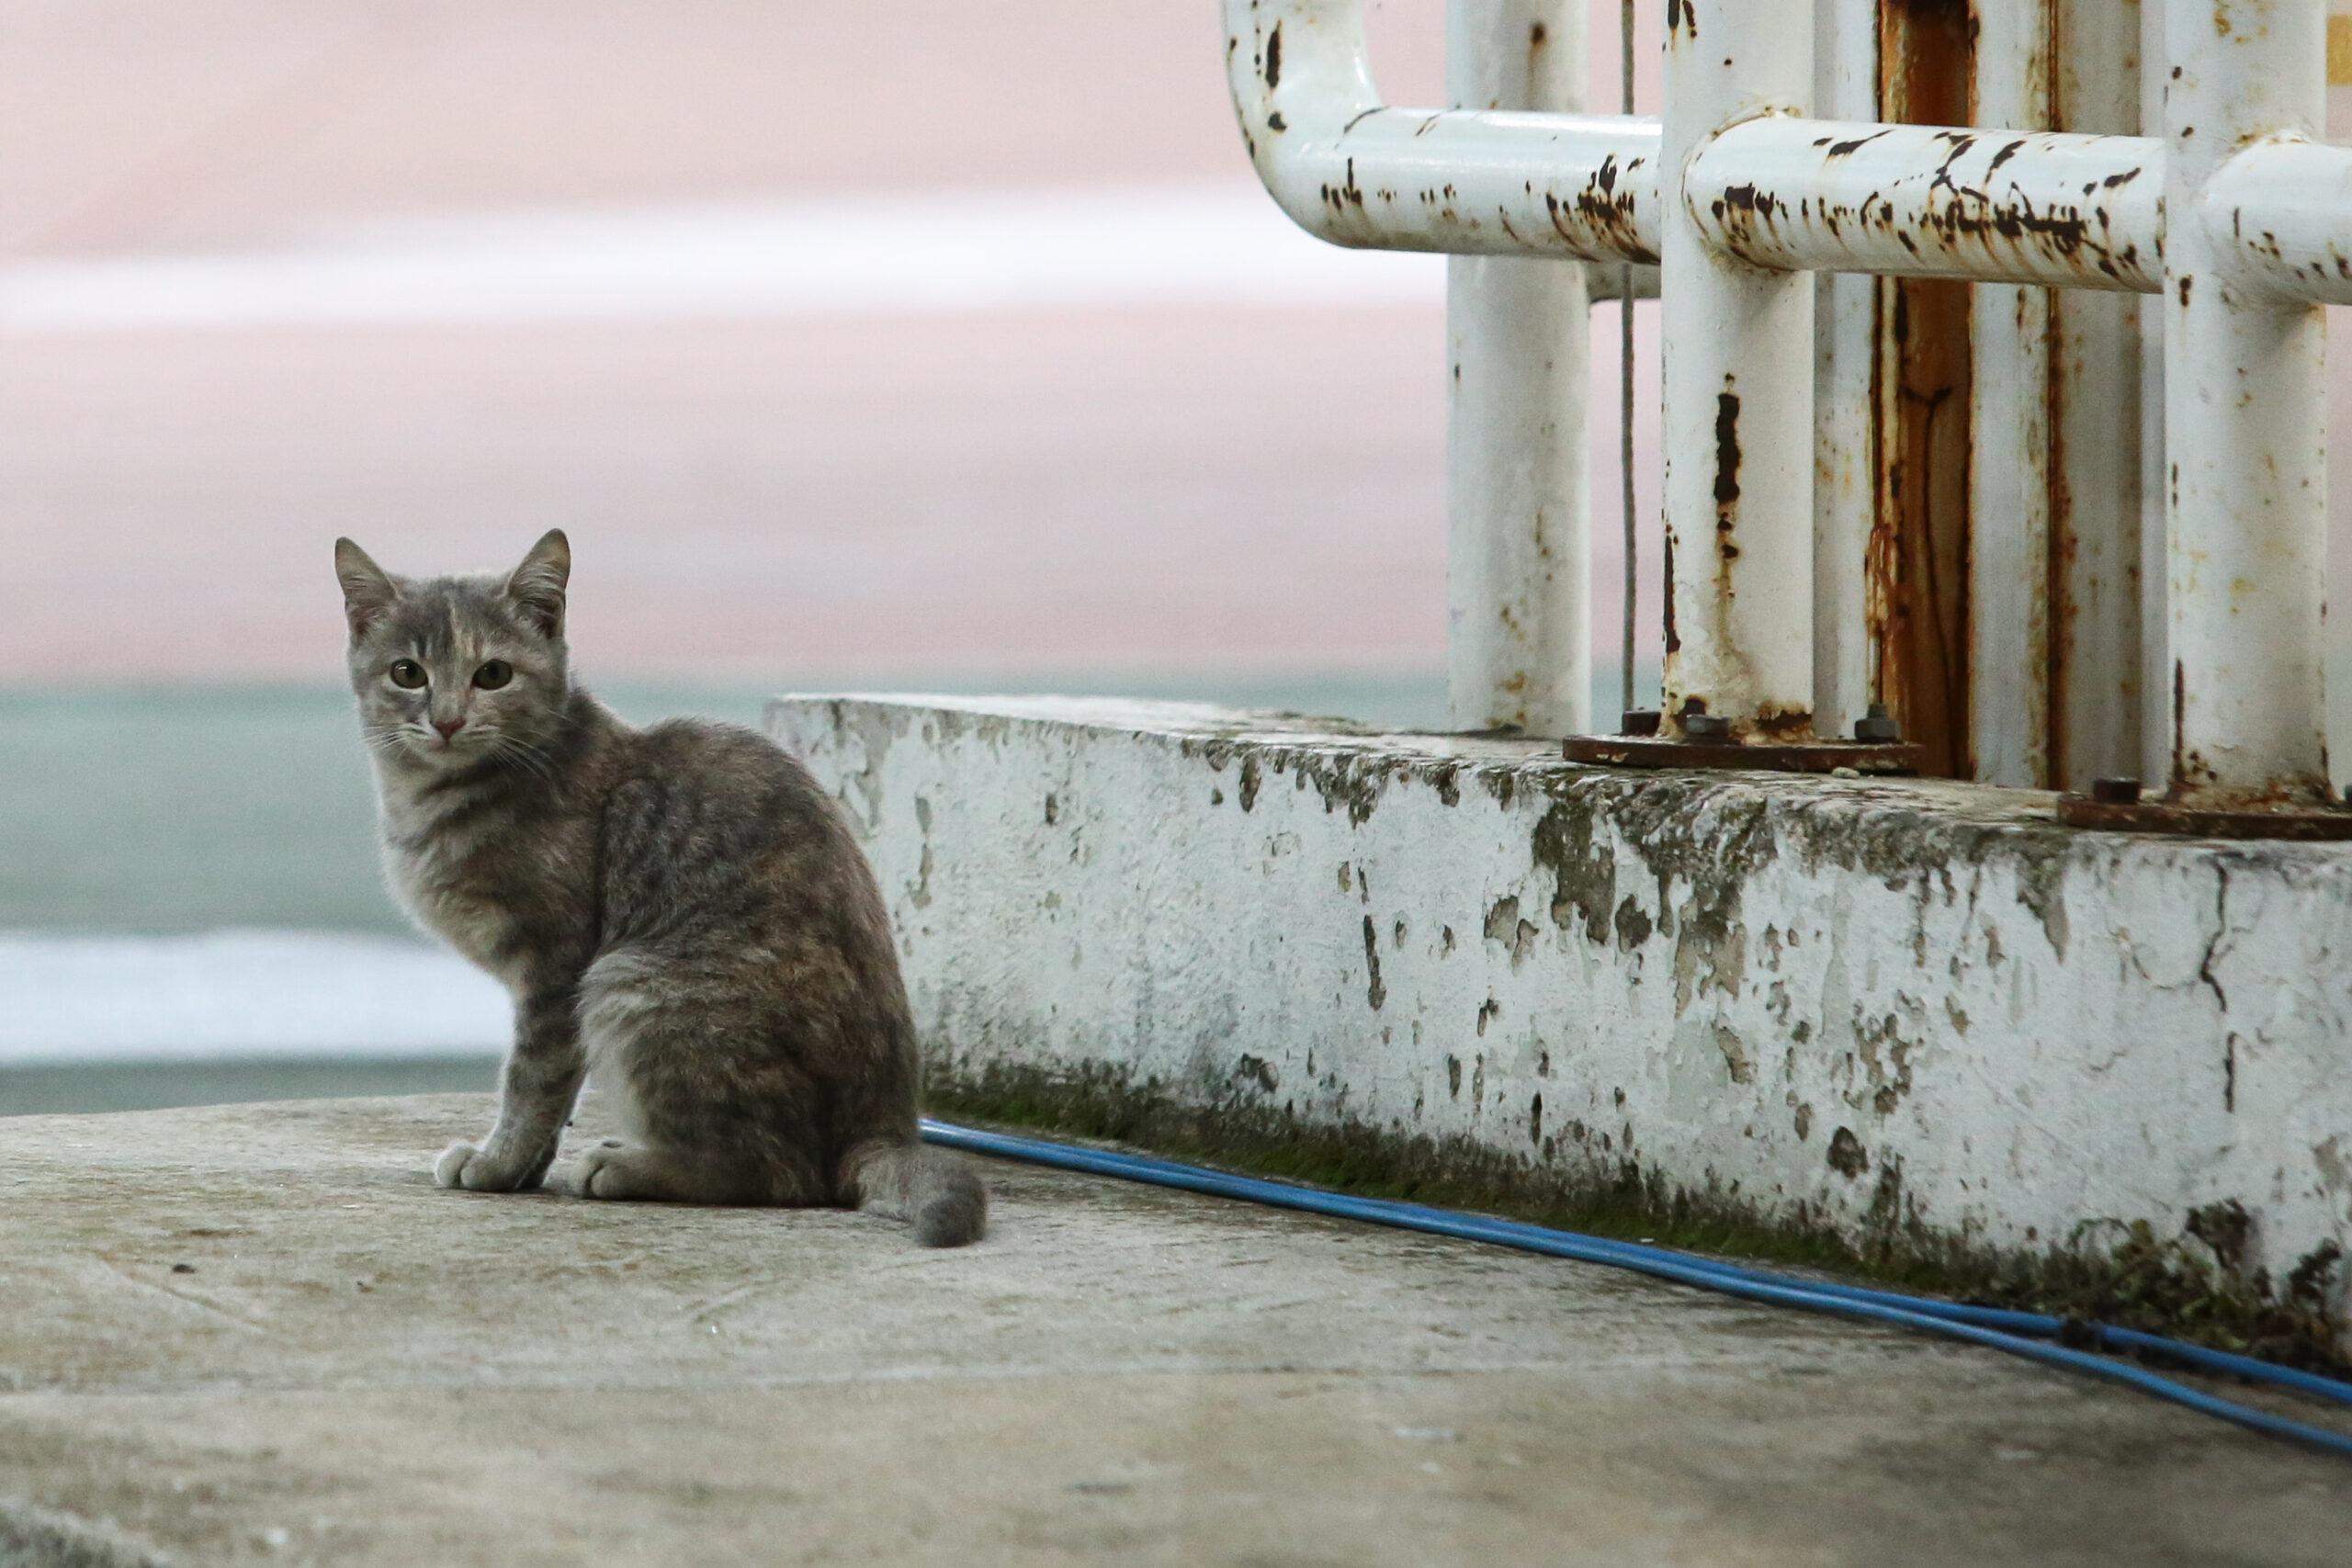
[338, 530, 985, 1246]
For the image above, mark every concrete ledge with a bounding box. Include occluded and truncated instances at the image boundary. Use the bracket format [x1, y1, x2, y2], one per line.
[771, 695, 2352, 1346]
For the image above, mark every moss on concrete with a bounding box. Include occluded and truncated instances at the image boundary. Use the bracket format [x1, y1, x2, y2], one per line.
[925, 1057, 2351, 1380]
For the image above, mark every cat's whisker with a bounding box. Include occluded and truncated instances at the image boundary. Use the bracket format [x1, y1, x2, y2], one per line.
[501, 748, 553, 784]
[490, 731, 559, 783]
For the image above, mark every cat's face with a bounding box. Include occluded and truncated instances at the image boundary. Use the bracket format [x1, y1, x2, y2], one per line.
[335, 531, 573, 772]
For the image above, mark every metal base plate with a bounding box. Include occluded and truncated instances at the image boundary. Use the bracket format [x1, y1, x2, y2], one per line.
[2054, 795, 2352, 840]
[1563, 735, 1924, 775]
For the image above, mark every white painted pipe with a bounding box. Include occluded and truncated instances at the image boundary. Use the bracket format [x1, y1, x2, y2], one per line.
[1659, 0, 1815, 739]
[1444, 0, 1589, 737]
[1223, 0, 1661, 264]
[1687, 118, 2162, 293]
[1970, 1, 2056, 789]
[2139, 0, 2174, 792]
[2163, 0, 2331, 802]
[1227, 0, 2165, 301]
[1223, 0, 2344, 788]
[1228, 1, 2352, 316]
[2204, 139, 2352, 306]
[1811, 0, 1879, 745]
[2053, 0, 2150, 793]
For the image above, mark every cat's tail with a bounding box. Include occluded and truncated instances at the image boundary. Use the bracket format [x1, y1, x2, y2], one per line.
[843, 1138, 989, 1247]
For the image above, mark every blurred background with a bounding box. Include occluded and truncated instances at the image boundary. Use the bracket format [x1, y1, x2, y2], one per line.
[4, 2, 2348, 1112]
[0, 3, 1662, 1111]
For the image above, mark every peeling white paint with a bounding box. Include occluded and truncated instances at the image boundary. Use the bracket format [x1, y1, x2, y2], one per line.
[775, 695, 2352, 1335]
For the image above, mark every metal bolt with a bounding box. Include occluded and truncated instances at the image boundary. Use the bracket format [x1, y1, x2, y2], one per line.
[1854, 702, 1902, 744]
[1621, 708, 1661, 738]
[1679, 701, 1730, 739]
[2091, 776, 2143, 805]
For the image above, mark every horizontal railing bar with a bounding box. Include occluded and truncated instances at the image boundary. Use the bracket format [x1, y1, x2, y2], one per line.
[1246, 104, 1667, 265]
[2204, 138, 2352, 306]
[1227, 0, 1663, 265]
[1688, 117, 2164, 294]
[1227, 0, 2346, 800]
[1231, 1, 2352, 311]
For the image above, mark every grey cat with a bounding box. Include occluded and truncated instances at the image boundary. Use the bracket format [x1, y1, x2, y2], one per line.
[334, 529, 986, 1246]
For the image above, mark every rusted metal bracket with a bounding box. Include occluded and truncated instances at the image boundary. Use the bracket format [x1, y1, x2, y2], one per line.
[1564, 735, 1923, 775]
[2054, 793, 2352, 841]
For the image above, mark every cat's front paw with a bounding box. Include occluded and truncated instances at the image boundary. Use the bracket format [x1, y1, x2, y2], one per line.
[547, 1139, 627, 1199]
[433, 1141, 480, 1188]
[434, 1139, 535, 1192]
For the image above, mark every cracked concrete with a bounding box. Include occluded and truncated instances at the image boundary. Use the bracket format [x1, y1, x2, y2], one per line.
[4, 1095, 2351, 1566]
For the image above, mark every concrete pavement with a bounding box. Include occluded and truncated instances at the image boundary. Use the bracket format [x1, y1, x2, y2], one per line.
[3, 1094, 2347, 1566]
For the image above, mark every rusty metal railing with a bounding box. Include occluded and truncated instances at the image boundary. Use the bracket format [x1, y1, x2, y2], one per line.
[1226, 0, 2352, 819]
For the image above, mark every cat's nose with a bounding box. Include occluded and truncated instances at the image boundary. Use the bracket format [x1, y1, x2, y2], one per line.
[433, 716, 467, 739]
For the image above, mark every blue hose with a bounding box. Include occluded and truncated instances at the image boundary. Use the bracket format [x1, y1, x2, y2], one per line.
[921, 1118, 2352, 1460]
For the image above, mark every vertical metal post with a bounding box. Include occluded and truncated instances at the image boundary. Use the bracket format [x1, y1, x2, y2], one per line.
[2163, 0, 2331, 802]
[1661, 0, 1816, 739]
[2335, 0, 2352, 805]
[1971, 1, 2055, 787]
[1620, 0, 1640, 724]
[1446, 0, 1589, 736]
[2139, 0, 2172, 790]
[1873, 0, 1976, 778]
[2051, 0, 2145, 791]
[1814, 0, 1879, 742]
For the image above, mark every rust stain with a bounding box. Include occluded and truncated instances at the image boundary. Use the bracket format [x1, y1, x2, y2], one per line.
[1317, 157, 1367, 218]
[1713, 385, 1742, 560]
[1820, 129, 1895, 158]
[1662, 531, 1680, 655]
[1705, 181, 1794, 258]
[1871, 0, 1978, 778]
[1746, 705, 1820, 743]
[1549, 158, 1658, 265]
[2169, 658, 2223, 792]
[1714, 148, 2148, 287]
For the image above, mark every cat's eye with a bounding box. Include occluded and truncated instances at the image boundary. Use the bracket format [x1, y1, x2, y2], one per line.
[473, 660, 514, 691]
[387, 660, 427, 690]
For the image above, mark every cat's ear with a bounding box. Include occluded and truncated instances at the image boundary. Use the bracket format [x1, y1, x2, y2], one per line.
[504, 528, 571, 639]
[334, 537, 399, 639]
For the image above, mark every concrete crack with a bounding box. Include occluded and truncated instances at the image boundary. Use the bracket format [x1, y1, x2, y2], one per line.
[2196, 864, 2231, 1016]
[92, 1258, 278, 1339]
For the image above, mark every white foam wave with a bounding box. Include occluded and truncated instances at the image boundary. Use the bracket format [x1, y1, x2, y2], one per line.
[0, 184, 1442, 335]
[0, 930, 508, 1066]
